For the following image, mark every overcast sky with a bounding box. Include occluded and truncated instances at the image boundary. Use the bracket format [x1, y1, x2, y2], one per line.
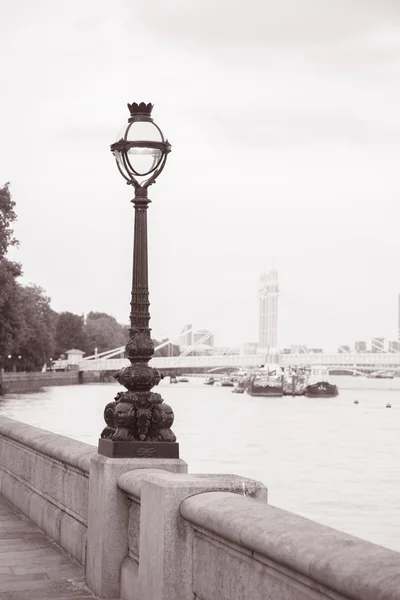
[1, 0, 400, 351]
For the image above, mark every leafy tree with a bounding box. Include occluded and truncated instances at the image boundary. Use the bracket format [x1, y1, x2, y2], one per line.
[83, 312, 128, 355]
[12, 285, 56, 371]
[0, 183, 23, 368]
[54, 312, 85, 357]
[0, 183, 18, 259]
[0, 260, 23, 365]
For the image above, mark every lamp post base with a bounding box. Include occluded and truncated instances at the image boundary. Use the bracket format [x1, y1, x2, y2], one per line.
[98, 439, 180, 459]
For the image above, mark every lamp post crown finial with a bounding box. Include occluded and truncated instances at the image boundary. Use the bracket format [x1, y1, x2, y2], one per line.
[127, 102, 154, 117]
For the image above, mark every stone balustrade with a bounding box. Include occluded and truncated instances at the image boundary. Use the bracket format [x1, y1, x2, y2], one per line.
[0, 415, 399, 600]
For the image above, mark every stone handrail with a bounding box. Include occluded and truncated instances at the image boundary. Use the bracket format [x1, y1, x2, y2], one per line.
[0, 416, 96, 472]
[117, 467, 189, 499]
[180, 491, 400, 600]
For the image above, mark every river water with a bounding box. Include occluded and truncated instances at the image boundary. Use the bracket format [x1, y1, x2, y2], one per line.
[1, 376, 400, 552]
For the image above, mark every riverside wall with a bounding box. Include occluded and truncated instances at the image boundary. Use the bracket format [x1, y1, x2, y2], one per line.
[0, 370, 110, 395]
[0, 416, 399, 600]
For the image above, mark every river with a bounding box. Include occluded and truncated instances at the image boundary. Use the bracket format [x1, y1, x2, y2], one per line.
[1, 375, 400, 552]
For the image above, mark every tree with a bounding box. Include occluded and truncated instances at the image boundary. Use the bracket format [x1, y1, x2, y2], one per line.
[0, 259, 23, 365]
[54, 312, 86, 357]
[13, 285, 56, 371]
[83, 312, 128, 355]
[0, 183, 23, 367]
[0, 183, 18, 259]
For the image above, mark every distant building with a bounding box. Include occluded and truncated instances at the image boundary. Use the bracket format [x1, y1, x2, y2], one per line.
[185, 344, 214, 356]
[50, 349, 84, 372]
[65, 349, 84, 365]
[338, 345, 351, 353]
[242, 342, 258, 355]
[355, 341, 367, 353]
[193, 329, 214, 347]
[259, 268, 279, 352]
[309, 348, 323, 354]
[371, 337, 385, 353]
[179, 324, 192, 347]
[389, 340, 400, 353]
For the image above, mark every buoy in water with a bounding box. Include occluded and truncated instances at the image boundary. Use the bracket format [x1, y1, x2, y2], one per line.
[386, 403, 392, 408]
[354, 400, 359, 404]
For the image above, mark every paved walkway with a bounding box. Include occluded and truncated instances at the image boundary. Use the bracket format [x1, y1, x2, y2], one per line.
[0, 496, 97, 599]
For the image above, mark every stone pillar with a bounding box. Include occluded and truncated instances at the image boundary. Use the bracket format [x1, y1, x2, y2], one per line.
[86, 454, 187, 599]
[128, 471, 267, 600]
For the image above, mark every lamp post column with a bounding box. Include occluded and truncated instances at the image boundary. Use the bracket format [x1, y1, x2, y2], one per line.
[128, 188, 154, 364]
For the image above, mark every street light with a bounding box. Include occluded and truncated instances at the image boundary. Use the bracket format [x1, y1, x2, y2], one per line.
[98, 102, 178, 459]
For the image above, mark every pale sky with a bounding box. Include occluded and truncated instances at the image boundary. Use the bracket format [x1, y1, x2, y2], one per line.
[1, 0, 400, 350]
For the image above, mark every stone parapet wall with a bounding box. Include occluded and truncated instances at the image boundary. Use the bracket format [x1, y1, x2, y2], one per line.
[181, 491, 400, 600]
[0, 416, 97, 565]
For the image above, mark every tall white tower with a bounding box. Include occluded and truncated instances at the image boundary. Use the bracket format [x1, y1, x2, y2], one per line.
[259, 268, 279, 352]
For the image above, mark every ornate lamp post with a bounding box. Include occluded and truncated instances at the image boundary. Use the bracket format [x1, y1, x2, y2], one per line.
[98, 102, 178, 459]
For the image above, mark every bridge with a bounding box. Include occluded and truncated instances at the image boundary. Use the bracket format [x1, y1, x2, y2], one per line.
[76, 315, 400, 374]
[79, 351, 400, 373]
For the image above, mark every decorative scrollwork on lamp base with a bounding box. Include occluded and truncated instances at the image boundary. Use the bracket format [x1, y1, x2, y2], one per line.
[98, 373, 179, 458]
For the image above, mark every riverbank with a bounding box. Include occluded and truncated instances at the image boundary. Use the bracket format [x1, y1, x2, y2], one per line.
[0, 371, 113, 395]
[0, 371, 211, 395]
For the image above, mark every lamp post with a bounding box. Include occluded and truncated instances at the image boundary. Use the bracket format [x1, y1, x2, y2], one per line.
[98, 102, 178, 459]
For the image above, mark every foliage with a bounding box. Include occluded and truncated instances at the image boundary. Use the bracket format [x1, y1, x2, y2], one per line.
[0, 183, 18, 259]
[0, 259, 23, 364]
[82, 312, 128, 355]
[12, 285, 56, 371]
[54, 312, 86, 357]
[0, 184, 23, 367]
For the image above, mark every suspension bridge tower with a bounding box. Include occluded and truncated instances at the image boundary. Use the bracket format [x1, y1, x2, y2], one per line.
[259, 268, 279, 355]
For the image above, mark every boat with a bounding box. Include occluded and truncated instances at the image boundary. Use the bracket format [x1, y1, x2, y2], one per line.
[304, 367, 338, 398]
[220, 377, 234, 387]
[237, 377, 248, 390]
[204, 377, 216, 385]
[246, 364, 284, 397]
[367, 371, 394, 379]
[178, 377, 189, 383]
[283, 369, 307, 396]
[170, 375, 178, 384]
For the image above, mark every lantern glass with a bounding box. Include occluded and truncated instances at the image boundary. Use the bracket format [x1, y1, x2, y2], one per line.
[125, 121, 163, 176]
[114, 149, 128, 180]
